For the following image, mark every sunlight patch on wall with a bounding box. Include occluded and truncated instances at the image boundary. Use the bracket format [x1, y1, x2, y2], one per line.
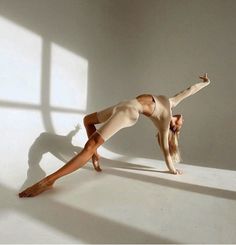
[50, 112, 88, 147]
[50, 43, 88, 111]
[0, 16, 42, 104]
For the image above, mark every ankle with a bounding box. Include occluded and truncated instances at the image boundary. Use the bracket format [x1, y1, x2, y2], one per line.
[45, 176, 56, 185]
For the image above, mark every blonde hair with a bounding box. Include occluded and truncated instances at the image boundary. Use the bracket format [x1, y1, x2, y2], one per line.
[157, 130, 182, 163]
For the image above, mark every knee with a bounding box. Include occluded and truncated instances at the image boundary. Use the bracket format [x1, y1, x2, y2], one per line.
[84, 139, 96, 153]
[84, 133, 104, 152]
[83, 114, 90, 126]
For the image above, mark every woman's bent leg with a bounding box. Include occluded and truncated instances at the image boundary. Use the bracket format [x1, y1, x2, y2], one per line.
[49, 132, 104, 182]
[19, 132, 104, 197]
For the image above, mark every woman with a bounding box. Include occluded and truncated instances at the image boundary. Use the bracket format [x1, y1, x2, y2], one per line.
[19, 73, 211, 197]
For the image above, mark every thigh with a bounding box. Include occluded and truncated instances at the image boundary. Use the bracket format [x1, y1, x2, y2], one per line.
[96, 105, 115, 123]
[97, 107, 139, 141]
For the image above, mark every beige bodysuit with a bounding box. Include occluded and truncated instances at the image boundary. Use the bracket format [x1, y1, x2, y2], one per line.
[96, 99, 144, 141]
[96, 81, 210, 141]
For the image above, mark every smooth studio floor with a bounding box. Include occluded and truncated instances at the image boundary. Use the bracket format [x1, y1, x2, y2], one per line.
[1, 147, 236, 244]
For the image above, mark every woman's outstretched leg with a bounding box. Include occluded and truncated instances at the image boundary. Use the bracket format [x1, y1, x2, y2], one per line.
[19, 132, 104, 197]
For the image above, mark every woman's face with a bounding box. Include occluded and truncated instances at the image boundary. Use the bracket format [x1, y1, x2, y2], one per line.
[170, 114, 184, 132]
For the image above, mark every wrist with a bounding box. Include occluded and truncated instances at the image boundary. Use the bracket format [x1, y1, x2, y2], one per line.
[169, 168, 177, 174]
[203, 79, 210, 83]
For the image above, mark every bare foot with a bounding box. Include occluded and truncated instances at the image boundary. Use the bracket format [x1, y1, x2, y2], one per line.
[92, 153, 102, 172]
[19, 178, 54, 198]
[92, 161, 102, 172]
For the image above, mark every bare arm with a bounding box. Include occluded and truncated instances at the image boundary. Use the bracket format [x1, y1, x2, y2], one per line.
[169, 73, 211, 108]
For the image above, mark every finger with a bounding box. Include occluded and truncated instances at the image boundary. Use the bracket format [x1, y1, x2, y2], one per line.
[177, 170, 183, 175]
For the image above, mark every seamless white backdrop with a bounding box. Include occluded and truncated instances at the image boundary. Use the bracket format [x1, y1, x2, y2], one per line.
[0, 1, 236, 243]
[0, 0, 235, 180]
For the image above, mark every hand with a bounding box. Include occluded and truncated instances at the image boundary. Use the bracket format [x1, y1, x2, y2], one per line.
[199, 73, 210, 83]
[92, 151, 102, 172]
[172, 169, 183, 175]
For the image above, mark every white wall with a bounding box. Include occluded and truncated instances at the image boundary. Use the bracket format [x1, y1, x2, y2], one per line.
[100, 0, 236, 170]
[0, 0, 126, 190]
[0, 0, 235, 178]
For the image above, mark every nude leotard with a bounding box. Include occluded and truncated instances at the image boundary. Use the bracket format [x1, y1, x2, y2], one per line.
[96, 98, 144, 141]
[96, 81, 210, 141]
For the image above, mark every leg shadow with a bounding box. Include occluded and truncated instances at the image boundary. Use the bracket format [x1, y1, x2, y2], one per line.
[20, 125, 82, 191]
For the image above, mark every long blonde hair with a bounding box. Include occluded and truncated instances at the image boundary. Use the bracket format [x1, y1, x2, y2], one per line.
[157, 130, 182, 163]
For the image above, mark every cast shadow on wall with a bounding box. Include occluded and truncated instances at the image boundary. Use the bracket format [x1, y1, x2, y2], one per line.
[20, 124, 82, 191]
[20, 126, 156, 192]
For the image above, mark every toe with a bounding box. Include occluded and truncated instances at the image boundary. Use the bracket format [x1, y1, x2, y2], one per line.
[96, 166, 102, 172]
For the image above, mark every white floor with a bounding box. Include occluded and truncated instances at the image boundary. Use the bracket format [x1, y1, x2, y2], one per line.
[1, 151, 236, 244]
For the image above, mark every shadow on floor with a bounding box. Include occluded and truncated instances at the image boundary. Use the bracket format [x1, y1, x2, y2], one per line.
[92, 161, 236, 201]
[10, 129, 236, 243]
[20, 129, 236, 201]
[1, 183, 175, 244]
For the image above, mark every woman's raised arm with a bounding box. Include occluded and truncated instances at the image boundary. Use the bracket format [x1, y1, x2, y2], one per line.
[169, 73, 211, 108]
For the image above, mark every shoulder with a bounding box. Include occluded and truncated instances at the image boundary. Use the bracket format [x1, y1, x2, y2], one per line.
[155, 95, 171, 108]
[168, 97, 175, 109]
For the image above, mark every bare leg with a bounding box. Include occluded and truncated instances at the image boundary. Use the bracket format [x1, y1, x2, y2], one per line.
[19, 132, 104, 197]
[84, 111, 113, 172]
